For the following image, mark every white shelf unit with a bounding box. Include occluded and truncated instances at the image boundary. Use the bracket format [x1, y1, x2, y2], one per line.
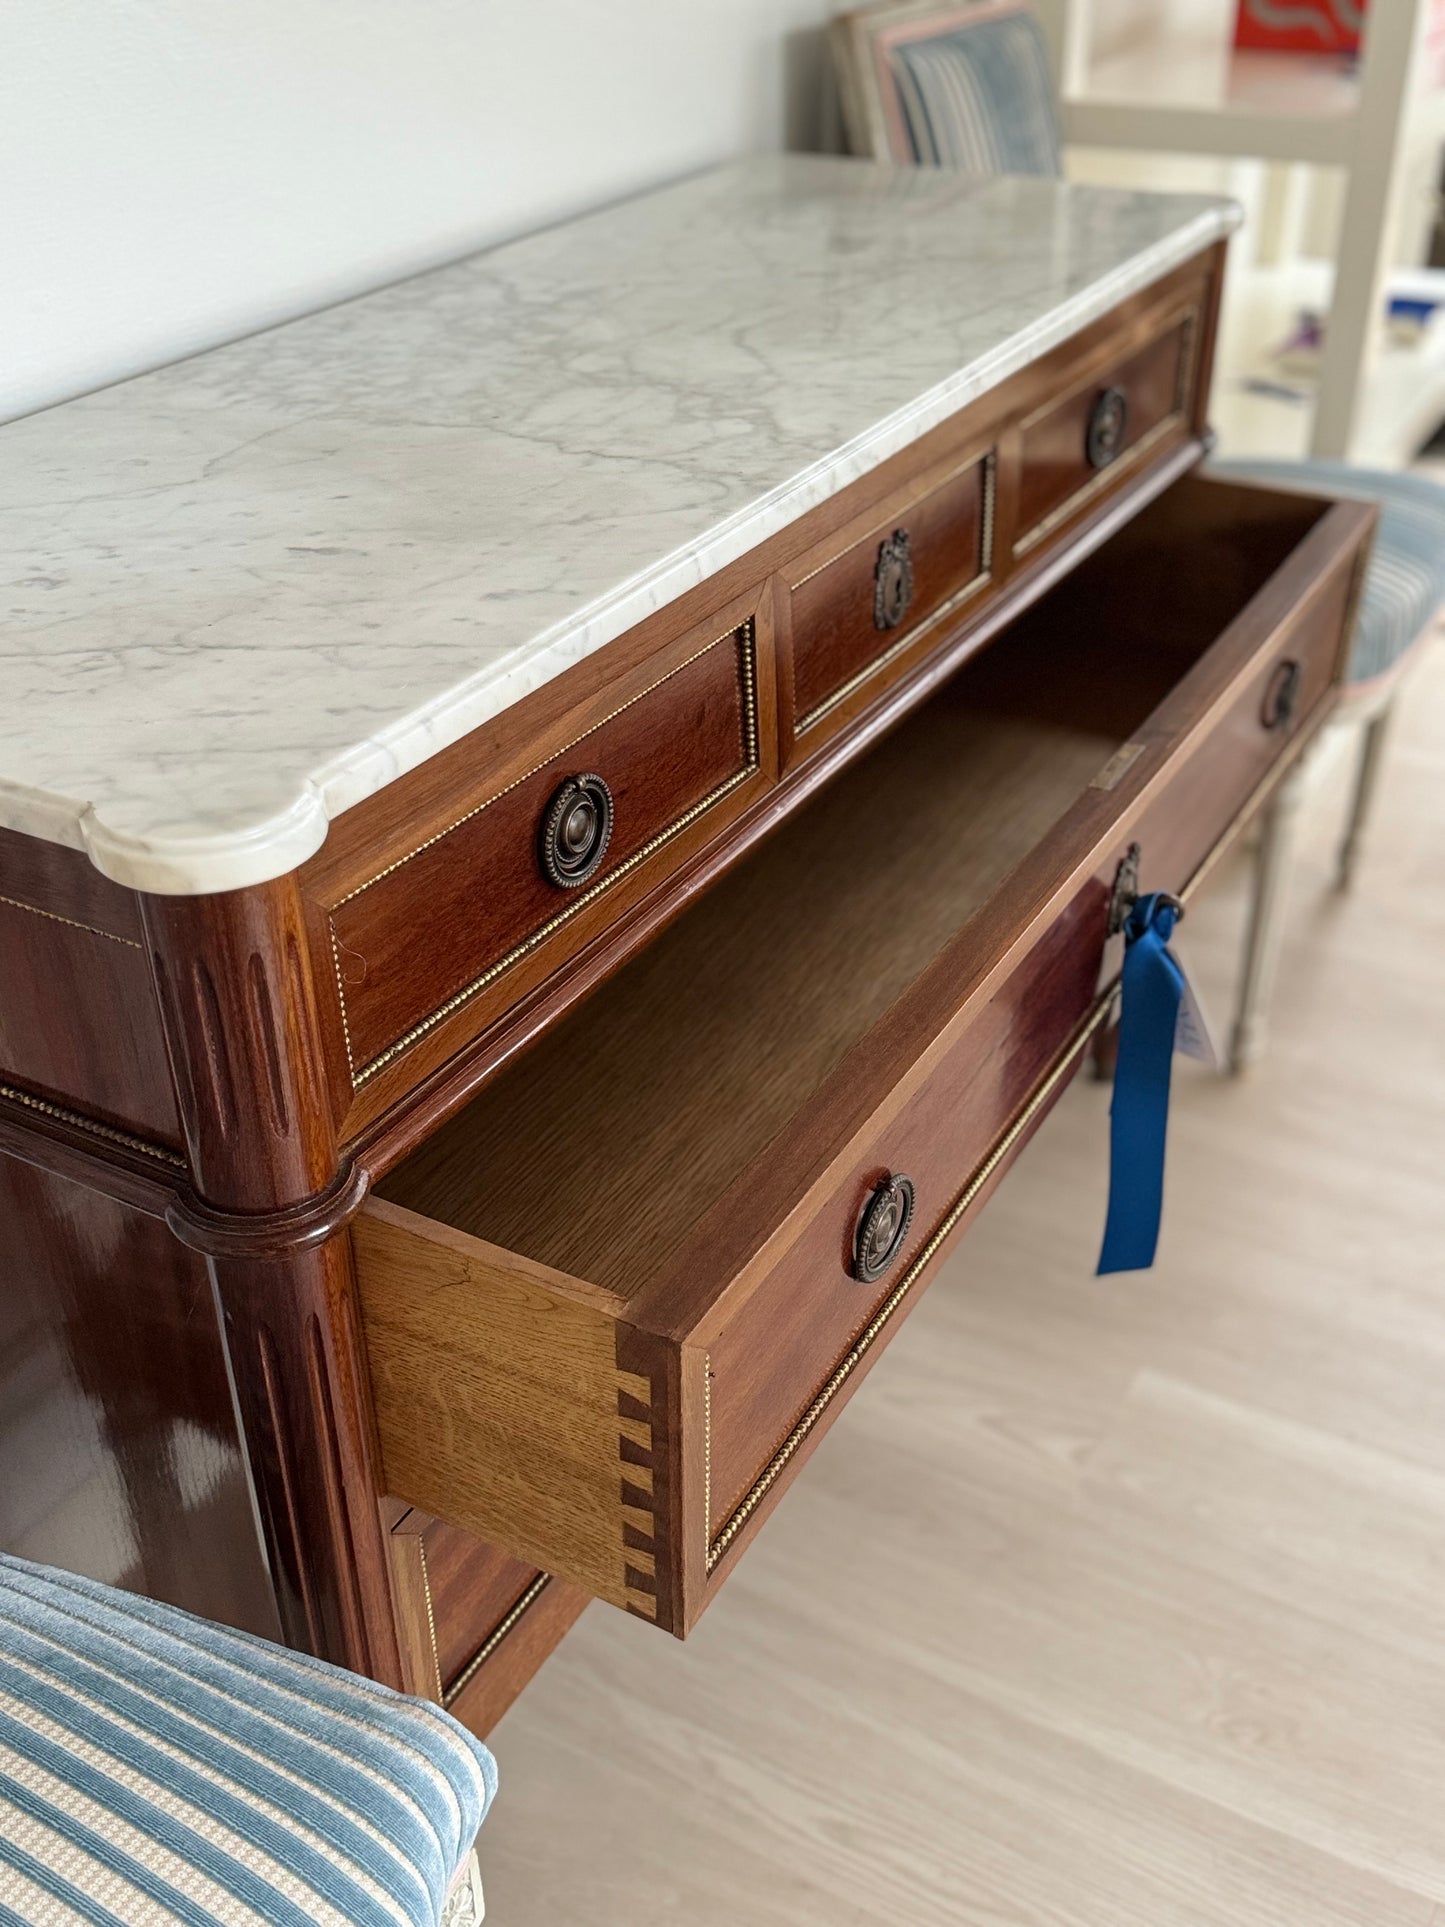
[1210, 258, 1445, 466]
[1037, 0, 1445, 464]
[1067, 35, 1359, 164]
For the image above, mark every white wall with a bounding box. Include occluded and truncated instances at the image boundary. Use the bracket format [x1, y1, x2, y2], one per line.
[0, 1, 838, 423]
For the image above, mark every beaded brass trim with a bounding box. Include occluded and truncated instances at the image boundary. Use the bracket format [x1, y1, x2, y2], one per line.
[0, 893, 142, 949]
[705, 990, 1116, 1571]
[332, 622, 761, 1087]
[444, 1574, 553, 1708]
[413, 1536, 446, 1705]
[0, 1080, 186, 1169]
[702, 1354, 713, 1553]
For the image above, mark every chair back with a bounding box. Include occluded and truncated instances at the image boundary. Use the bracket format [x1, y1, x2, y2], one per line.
[832, 0, 1063, 178]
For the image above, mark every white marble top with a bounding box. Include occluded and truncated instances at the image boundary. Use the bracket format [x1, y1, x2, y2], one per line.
[1, 156, 1239, 893]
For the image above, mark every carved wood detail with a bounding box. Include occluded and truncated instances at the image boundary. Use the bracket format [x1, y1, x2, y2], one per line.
[141, 877, 402, 1683]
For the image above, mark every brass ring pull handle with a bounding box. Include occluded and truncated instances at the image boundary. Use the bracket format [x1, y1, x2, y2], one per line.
[873, 528, 914, 631]
[1085, 386, 1129, 470]
[852, 1174, 915, 1284]
[1261, 658, 1303, 732]
[539, 773, 613, 889]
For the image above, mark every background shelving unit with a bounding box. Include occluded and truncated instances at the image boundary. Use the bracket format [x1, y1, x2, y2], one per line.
[1037, 0, 1445, 464]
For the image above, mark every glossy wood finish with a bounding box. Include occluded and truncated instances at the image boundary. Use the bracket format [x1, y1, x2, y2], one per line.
[1, 241, 1276, 1726]
[325, 616, 766, 1094]
[0, 1152, 279, 1640]
[0, 827, 181, 1145]
[356, 473, 1374, 1638]
[141, 876, 403, 1685]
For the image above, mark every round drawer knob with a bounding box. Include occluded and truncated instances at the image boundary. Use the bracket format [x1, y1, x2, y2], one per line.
[1261, 658, 1303, 732]
[873, 528, 914, 631]
[1085, 386, 1129, 471]
[539, 773, 613, 888]
[852, 1174, 915, 1284]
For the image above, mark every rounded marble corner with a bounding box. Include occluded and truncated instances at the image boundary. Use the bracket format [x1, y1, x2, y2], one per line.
[78, 787, 334, 896]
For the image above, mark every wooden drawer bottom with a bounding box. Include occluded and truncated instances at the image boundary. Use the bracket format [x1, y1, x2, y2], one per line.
[356, 472, 1374, 1638]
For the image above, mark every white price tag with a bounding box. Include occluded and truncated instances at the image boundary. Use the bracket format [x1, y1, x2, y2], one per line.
[1171, 938, 1219, 1070]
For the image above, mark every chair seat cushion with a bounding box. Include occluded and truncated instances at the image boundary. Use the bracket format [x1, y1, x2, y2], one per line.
[0, 1553, 496, 1927]
[1211, 457, 1445, 684]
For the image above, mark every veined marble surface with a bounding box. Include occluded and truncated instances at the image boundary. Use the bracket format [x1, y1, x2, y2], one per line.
[1, 156, 1239, 893]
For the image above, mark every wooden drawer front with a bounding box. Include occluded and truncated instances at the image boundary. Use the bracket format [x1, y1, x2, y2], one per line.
[787, 452, 992, 743]
[1014, 308, 1196, 558]
[385, 1509, 586, 1734]
[356, 474, 1373, 1642]
[0, 828, 182, 1148]
[327, 619, 762, 1088]
[704, 488, 1365, 1564]
[705, 887, 1101, 1547]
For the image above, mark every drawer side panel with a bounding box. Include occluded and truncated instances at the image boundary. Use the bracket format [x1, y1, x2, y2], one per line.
[354, 1201, 640, 1611]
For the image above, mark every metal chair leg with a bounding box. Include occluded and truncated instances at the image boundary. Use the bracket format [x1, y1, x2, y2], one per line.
[1230, 754, 1311, 1074]
[1336, 695, 1395, 889]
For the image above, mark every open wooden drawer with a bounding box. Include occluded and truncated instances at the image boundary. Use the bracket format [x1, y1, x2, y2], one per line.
[354, 473, 1374, 1636]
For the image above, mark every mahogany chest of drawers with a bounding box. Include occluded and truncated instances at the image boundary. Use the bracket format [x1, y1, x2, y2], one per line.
[0, 160, 1372, 1734]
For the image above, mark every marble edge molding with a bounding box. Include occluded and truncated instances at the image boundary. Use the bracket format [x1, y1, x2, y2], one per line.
[11, 198, 1242, 899]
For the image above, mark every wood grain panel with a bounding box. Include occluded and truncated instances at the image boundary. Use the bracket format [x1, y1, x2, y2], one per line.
[0, 1152, 279, 1640]
[1015, 307, 1197, 555]
[788, 451, 990, 737]
[383, 1506, 590, 1731]
[357, 471, 1372, 1636]
[705, 891, 1104, 1530]
[376, 695, 1112, 1301]
[326, 618, 762, 1090]
[0, 831, 181, 1145]
[355, 1201, 636, 1607]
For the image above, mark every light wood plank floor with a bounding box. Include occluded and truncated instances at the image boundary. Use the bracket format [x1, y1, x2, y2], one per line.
[482, 636, 1445, 1926]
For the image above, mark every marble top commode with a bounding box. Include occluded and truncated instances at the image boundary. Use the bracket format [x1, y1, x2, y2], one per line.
[1, 156, 1239, 894]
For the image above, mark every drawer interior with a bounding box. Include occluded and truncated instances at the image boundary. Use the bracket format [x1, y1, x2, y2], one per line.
[378, 474, 1331, 1298]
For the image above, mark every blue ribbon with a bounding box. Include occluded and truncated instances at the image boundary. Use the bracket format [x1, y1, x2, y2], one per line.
[1097, 892, 1185, 1275]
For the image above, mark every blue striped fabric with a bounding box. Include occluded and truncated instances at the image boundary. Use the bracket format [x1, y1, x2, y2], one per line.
[1211, 458, 1445, 685]
[887, 8, 1062, 178]
[0, 1554, 496, 1927]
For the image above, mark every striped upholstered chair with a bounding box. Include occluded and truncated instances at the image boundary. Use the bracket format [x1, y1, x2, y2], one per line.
[831, 0, 1445, 1068]
[0, 1553, 497, 1926]
[831, 0, 1061, 177]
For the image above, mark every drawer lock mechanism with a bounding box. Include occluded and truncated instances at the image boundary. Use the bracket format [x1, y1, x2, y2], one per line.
[539, 772, 614, 888]
[852, 1174, 916, 1284]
